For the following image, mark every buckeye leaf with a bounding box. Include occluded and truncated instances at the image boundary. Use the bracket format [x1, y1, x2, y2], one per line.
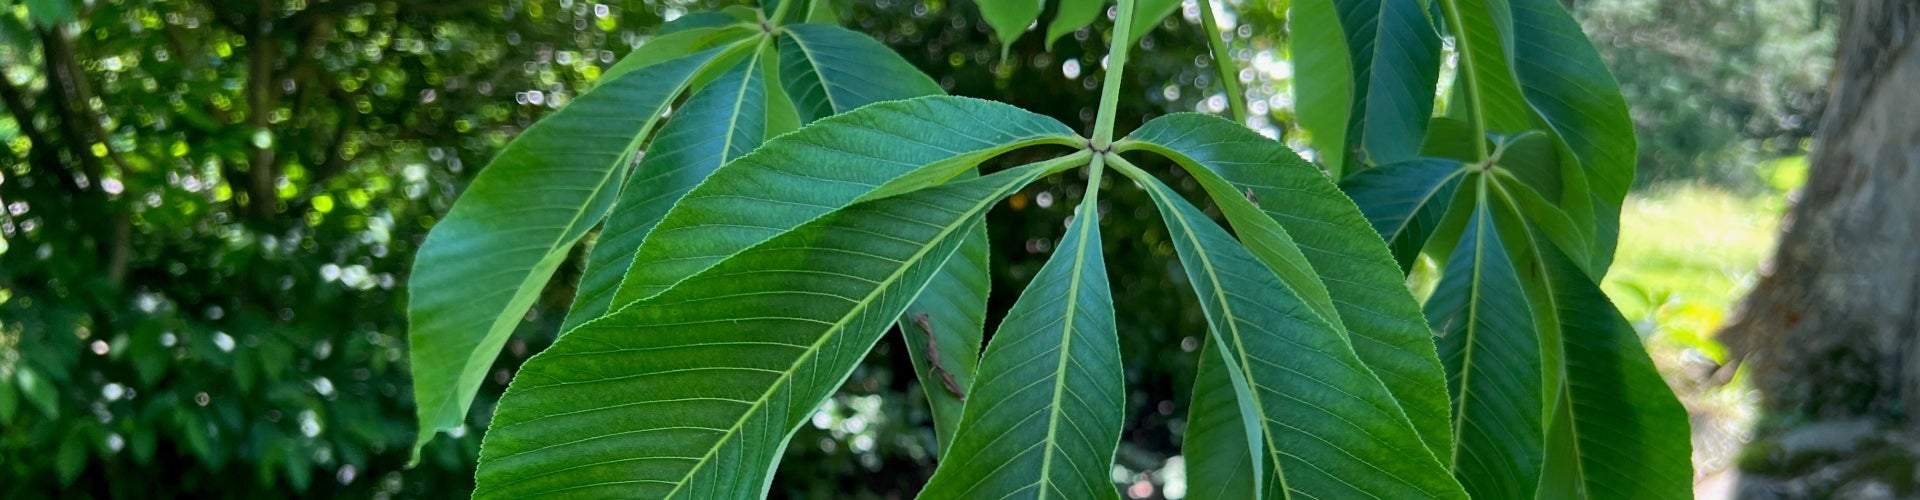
[565, 48, 772, 331]
[1322, 0, 1444, 167]
[608, 96, 1081, 308]
[472, 159, 1073, 499]
[1341, 158, 1469, 273]
[1509, 0, 1635, 272]
[778, 23, 943, 124]
[896, 225, 991, 449]
[974, 0, 1180, 55]
[1535, 246, 1693, 499]
[1118, 160, 1466, 499]
[1288, 0, 1354, 174]
[1181, 341, 1263, 499]
[406, 45, 738, 456]
[1425, 198, 1545, 499]
[920, 201, 1122, 499]
[1122, 114, 1456, 460]
[975, 0, 1043, 57]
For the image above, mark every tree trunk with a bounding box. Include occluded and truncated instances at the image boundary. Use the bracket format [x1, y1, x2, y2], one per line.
[1719, 1, 1920, 497]
[1723, 0, 1920, 423]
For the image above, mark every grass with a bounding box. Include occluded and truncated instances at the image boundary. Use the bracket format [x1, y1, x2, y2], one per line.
[1605, 185, 1783, 360]
[1602, 183, 1788, 482]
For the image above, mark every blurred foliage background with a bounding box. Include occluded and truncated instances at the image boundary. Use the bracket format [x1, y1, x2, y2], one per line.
[0, 0, 1829, 497]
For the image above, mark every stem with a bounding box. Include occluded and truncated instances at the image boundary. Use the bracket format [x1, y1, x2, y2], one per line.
[1102, 151, 1151, 182]
[1090, 0, 1141, 149]
[1196, 0, 1248, 124]
[1083, 153, 1108, 210]
[769, 0, 799, 26]
[1438, 0, 1489, 161]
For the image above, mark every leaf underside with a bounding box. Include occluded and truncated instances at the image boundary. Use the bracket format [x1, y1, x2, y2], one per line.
[407, 48, 727, 454]
[920, 206, 1122, 500]
[1130, 167, 1465, 499]
[473, 162, 1059, 499]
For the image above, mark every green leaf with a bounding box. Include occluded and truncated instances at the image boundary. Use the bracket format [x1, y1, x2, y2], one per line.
[975, 0, 1042, 57]
[565, 50, 771, 331]
[1128, 0, 1184, 47]
[1424, 199, 1544, 499]
[1332, 0, 1444, 166]
[1490, 170, 1594, 278]
[24, 0, 75, 27]
[1340, 158, 1468, 272]
[806, 0, 842, 24]
[1535, 246, 1693, 499]
[1508, 0, 1635, 270]
[778, 23, 944, 124]
[920, 204, 1122, 499]
[760, 42, 804, 140]
[0, 371, 17, 421]
[472, 160, 1070, 499]
[609, 96, 1080, 308]
[897, 224, 990, 450]
[1122, 114, 1456, 461]
[56, 433, 86, 485]
[603, 27, 757, 82]
[1119, 162, 1466, 499]
[16, 364, 59, 419]
[1045, 0, 1105, 49]
[406, 46, 736, 456]
[658, 12, 752, 36]
[1181, 340, 1262, 499]
[1289, 0, 1354, 175]
[1437, 0, 1533, 134]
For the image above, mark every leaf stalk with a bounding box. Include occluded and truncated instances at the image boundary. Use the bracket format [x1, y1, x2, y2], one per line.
[1196, 0, 1249, 124]
[1090, 0, 1141, 150]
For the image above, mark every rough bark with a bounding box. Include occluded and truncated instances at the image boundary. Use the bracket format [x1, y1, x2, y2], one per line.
[1722, 0, 1920, 422]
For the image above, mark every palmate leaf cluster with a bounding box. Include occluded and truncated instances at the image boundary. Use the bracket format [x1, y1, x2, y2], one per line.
[404, 0, 1692, 496]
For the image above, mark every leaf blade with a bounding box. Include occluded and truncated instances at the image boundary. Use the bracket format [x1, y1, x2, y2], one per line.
[1425, 198, 1545, 499]
[1340, 158, 1468, 273]
[1044, 0, 1105, 49]
[566, 51, 771, 331]
[1537, 246, 1693, 499]
[1123, 163, 1465, 499]
[473, 161, 1065, 499]
[920, 202, 1122, 500]
[1123, 114, 1457, 462]
[406, 46, 733, 455]
[778, 23, 944, 124]
[898, 223, 991, 449]
[1290, 0, 1355, 174]
[1181, 340, 1263, 499]
[1336, 0, 1444, 166]
[609, 96, 1079, 309]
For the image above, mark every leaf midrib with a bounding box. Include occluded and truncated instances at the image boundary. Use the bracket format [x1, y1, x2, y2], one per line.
[1439, 0, 1493, 161]
[785, 28, 842, 114]
[1385, 166, 1470, 243]
[1449, 181, 1493, 473]
[1137, 174, 1293, 497]
[432, 41, 750, 430]
[658, 166, 1049, 499]
[1486, 175, 1588, 492]
[1035, 196, 1099, 500]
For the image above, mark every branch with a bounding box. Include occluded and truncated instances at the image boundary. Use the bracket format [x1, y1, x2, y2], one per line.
[242, 0, 281, 223]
